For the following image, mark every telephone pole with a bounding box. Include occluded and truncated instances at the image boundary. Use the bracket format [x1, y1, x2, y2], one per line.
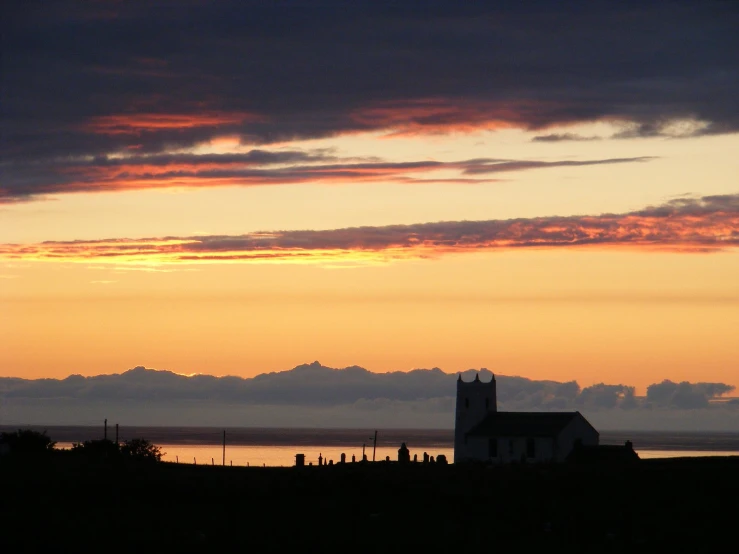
[372, 430, 377, 462]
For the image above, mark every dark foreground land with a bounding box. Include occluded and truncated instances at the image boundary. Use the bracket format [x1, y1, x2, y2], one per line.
[2, 455, 738, 552]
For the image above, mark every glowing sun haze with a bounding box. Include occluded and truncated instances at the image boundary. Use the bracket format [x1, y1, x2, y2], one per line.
[1, 1, 737, 393]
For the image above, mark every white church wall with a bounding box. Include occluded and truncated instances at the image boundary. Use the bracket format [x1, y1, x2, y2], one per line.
[554, 414, 599, 461]
[466, 436, 555, 463]
[530, 437, 554, 462]
[502, 437, 521, 463]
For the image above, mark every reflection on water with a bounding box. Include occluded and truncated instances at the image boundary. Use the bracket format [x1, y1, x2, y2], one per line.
[156, 445, 739, 467]
[634, 449, 739, 460]
[54, 442, 452, 467]
[158, 444, 455, 467]
[37, 425, 739, 466]
[55, 442, 739, 467]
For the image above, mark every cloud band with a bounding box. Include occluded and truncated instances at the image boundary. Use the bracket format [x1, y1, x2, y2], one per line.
[1, 194, 736, 265]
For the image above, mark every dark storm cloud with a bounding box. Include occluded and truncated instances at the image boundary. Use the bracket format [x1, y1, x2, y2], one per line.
[2, 1, 738, 170]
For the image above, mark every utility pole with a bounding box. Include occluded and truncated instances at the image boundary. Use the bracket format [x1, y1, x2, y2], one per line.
[115, 424, 119, 446]
[372, 430, 378, 462]
[222, 430, 226, 466]
[104, 419, 107, 440]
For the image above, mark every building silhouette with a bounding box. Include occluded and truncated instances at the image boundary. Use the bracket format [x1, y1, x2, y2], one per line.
[454, 371, 599, 463]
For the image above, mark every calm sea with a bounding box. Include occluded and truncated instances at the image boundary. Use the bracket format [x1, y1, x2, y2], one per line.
[5, 426, 738, 467]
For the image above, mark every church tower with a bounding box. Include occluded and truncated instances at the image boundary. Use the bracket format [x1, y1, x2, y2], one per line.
[454, 371, 496, 463]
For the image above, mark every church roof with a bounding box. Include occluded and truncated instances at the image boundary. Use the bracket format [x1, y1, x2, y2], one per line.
[465, 411, 583, 438]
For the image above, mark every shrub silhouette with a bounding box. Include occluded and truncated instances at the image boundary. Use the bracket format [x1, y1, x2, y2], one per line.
[0, 429, 56, 455]
[71, 439, 120, 461]
[70, 438, 163, 463]
[121, 439, 163, 462]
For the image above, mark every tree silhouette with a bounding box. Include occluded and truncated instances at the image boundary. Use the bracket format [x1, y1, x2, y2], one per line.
[70, 438, 164, 463]
[121, 439, 163, 462]
[0, 429, 56, 455]
[70, 439, 120, 461]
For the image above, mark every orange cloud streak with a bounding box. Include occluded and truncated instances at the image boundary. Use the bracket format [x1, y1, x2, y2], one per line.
[46, 159, 498, 195]
[2, 195, 736, 265]
[8, 155, 648, 202]
[351, 98, 554, 136]
[84, 112, 263, 135]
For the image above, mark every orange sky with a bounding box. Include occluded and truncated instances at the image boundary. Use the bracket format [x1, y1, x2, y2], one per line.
[3, 3, 739, 393]
[2, 244, 737, 393]
[2, 123, 739, 391]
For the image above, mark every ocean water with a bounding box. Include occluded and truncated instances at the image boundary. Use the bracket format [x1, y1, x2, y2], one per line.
[160, 444, 449, 467]
[49, 427, 455, 466]
[23, 426, 739, 467]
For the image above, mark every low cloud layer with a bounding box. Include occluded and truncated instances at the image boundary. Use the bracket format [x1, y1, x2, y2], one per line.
[646, 380, 735, 409]
[1, 362, 736, 430]
[1, 194, 736, 264]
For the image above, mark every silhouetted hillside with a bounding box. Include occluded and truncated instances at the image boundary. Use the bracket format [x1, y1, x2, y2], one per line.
[2, 453, 738, 550]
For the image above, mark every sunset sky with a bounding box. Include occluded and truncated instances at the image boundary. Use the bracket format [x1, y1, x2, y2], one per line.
[1, 1, 737, 392]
